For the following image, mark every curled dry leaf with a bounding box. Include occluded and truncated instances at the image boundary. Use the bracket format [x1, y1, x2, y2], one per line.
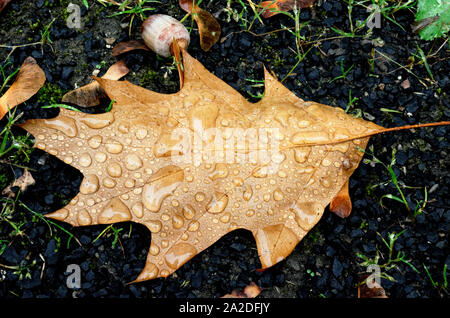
[222, 282, 262, 298]
[0, 57, 46, 119]
[62, 60, 129, 107]
[111, 40, 150, 57]
[0, 0, 12, 14]
[259, 0, 316, 18]
[358, 275, 388, 298]
[19, 49, 450, 283]
[2, 169, 35, 198]
[179, 0, 221, 51]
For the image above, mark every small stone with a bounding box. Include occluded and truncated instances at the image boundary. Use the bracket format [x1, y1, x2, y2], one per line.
[401, 79, 410, 89]
[332, 258, 343, 277]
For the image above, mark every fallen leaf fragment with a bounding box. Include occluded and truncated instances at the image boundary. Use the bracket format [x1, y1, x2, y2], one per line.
[62, 60, 129, 107]
[18, 49, 450, 284]
[111, 40, 150, 57]
[0, 0, 11, 13]
[0, 57, 46, 119]
[2, 169, 35, 198]
[329, 180, 352, 218]
[358, 275, 388, 298]
[400, 79, 411, 89]
[259, 0, 316, 18]
[222, 282, 262, 298]
[179, 0, 221, 51]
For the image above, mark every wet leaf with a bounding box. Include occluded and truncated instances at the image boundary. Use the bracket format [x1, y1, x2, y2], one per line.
[259, 0, 316, 18]
[0, 57, 46, 119]
[179, 0, 221, 51]
[0, 0, 12, 14]
[2, 169, 35, 198]
[19, 49, 450, 283]
[62, 60, 129, 107]
[222, 282, 262, 298]
[111, 40, 150, 57]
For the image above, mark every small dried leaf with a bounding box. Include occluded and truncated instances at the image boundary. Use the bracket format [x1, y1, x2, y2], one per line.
[221, 282, 262, 298]
[260, 0, 316, 18]
[179, 0, 221, 51]
[0, 0, 12, 13]
[2, 169, 35, 198]
[358, 275, 388, 298]
[111, 40, 150, 57]
[62, 60, 129, 107]
[0, 57, 46, 119]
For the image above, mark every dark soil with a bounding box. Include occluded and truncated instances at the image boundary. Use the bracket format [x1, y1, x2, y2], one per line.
[0, 0, 448, 298]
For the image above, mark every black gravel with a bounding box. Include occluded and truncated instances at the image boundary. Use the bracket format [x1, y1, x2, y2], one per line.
[0, 0, 449, 298]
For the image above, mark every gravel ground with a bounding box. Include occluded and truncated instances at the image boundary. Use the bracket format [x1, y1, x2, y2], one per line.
[0, 0, 448, 298]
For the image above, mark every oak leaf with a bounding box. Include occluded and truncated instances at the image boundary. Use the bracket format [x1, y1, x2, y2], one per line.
[0, 57, 46, 119]
[179, 0, 221, 51]
[1, 169, 35, 198]
[18, 49, 447, 283]
[0, 0, 12, 14]
[62, 60, 129, 107]
[259, 0, 316, 18]
[222, 282, 262, 298]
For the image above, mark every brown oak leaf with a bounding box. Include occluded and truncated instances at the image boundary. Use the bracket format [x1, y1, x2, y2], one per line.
[1, 169, 35, 198]
[0, 57, 46, 119]
[0, 0, 12, 14]
[62, 60, 129, 107]
[18, 49, 449, 283]
[179, 0, 221, 51]
[259, 0, 316, 18]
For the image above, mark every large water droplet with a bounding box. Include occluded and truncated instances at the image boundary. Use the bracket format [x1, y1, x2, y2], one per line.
[189, 103, 219, 133]
[291, 131, 329, 145]
[172, 214, 185, 229]
[77, 209, 92, 226]
[154, 132, 185, 157]
[79, 174, 99, 194]
[194, 192, 205, 202]
[98, 197, 132, 224]
[78, 153, 92, 167]
[139, 262, 159, 280]
[105, 138, 123, 154]
[293, 147, 311, 163]
[135, 128, 148, 140]
[88, 135, 102, 149]
[273, 188, 284, 201]
[206, 192, 229, 214]
[145, 220, 162, 233]
[80, 112, 114, 129]
[107, 162, 122, 177]
[182, 205, 195, 219]
[243, 185, 253, 201]
[44, 115, 78, 137]
[103, 177, 116, 188]
[150, 244, 160, 256]
[142, 165, 184, 212]
[188, 221, 200, 232]
[252, 166, 268, 178]
[290, 201, 323, 231]
[131, 202, 144, 218]
[209, 163, 229, 181]
[125, 153, 143, 171]
[164, 243, 197, 270]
